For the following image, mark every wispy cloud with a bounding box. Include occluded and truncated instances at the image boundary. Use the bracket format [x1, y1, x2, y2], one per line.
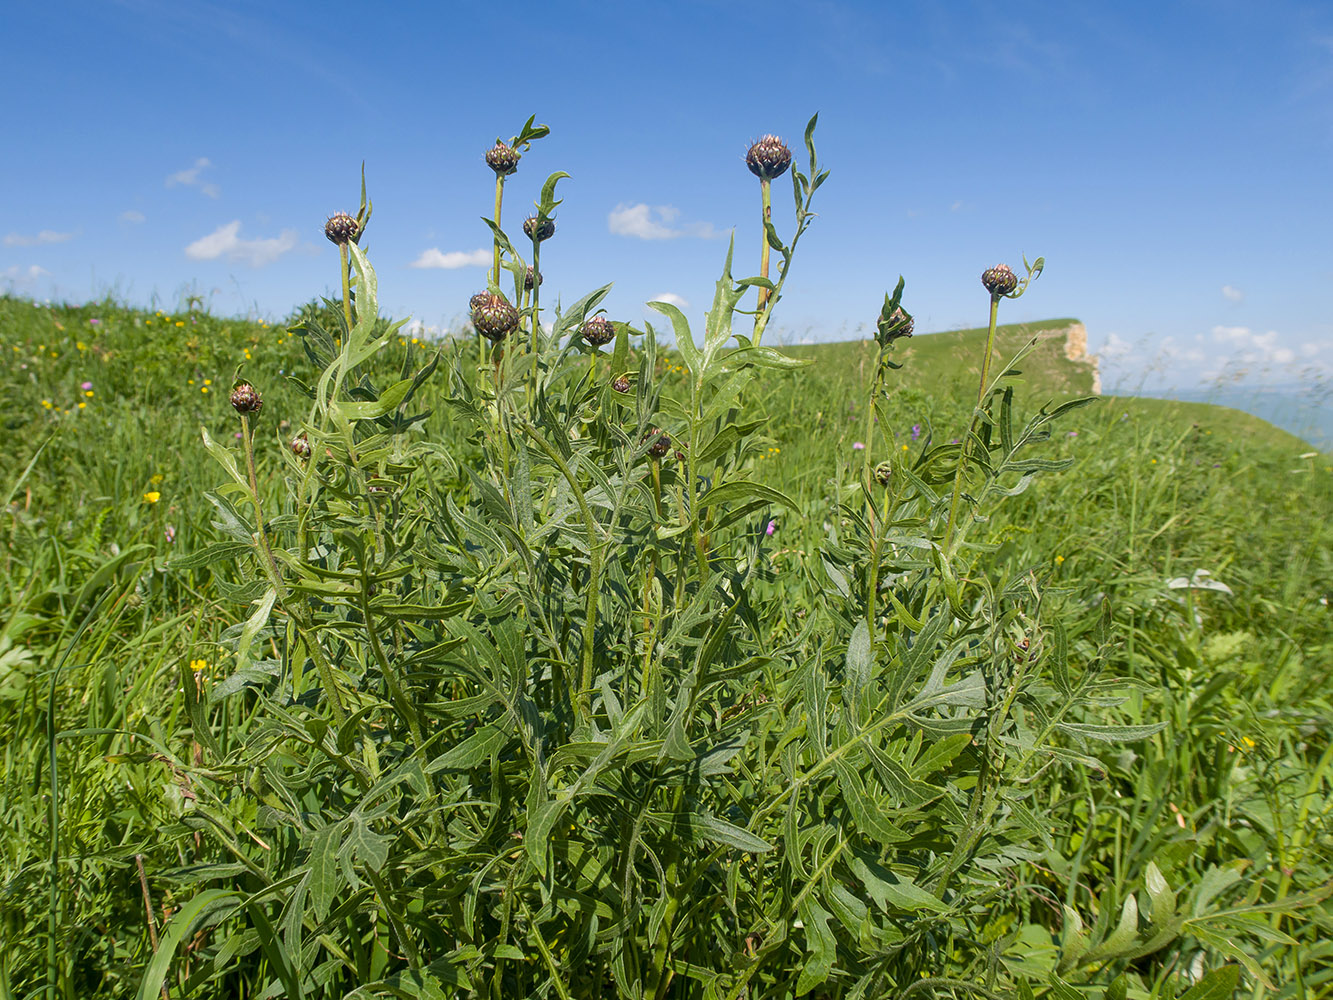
[1221, 284, 1243, 303]
[609, 204, 719, 240]
[185, 221, 298, 267]
[120, 210, 146, 224]
[167, 157, 221, 198]
[1210, 325, 1295, 364]
[3, 264, 50, 282]
[4, 230, 74, 247]
[410, 248, 490, 269]
[650, 292, 690, 309]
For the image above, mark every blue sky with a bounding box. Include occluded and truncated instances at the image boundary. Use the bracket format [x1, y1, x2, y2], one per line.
[3, 0, 1331, 392]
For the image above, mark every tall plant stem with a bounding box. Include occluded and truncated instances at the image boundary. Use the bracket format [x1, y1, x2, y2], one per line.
[943, 294, 1001, 552]
[339, 244, 353, 334]
[492, 175, 505, 287]
[756, 178, 773, 338]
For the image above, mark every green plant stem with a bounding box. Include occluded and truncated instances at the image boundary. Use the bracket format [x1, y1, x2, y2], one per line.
[492, 174, 505, 287]
[756, 178, 772, 341]
[339, 244, 353, 334]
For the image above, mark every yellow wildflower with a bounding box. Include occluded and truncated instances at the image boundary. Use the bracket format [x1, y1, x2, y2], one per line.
[1055, 555, 1065, 564]
[175, 320, 185, 328]
[78, 402, 86, 409]
[84, 390, 94, 398]
[143, 491, 161, 503]
[150, 473, 164, 485]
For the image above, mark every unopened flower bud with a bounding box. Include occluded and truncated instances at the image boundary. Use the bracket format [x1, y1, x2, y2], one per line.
[291, 433, 311, 459]
[230, 381, 262, 415]
[642, 428, 670, 459]
[745, 135, 793, 180]
[982, 264, 1018, 297]
[612, 373, 631, 393]
[582, 315, 615, 347]
[523, 216, 555, 242]
[874, 462, 893, 486]
[470, 291, 520, 341]
[324, 212, 358, 246]
[524, 266, 542, 291]
[485, 141, 520, 177]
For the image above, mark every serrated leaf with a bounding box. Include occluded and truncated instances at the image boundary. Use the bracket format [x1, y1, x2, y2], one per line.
[794, 899, 836, 996]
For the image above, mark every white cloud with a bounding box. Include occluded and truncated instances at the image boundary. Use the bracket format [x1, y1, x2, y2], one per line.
[650, 292, 690, 309]
[1221, 284, 1243, 302]
[3, 264, 50, 282]
[185, 220, 298, 267]
[4, 230, 74, 247]
[120, 210, 146, 224]
[167, 157, 221, 198]
[949, 200, 966, 212]
[609, 203, 718, 240]
[410, 247, 490, 269]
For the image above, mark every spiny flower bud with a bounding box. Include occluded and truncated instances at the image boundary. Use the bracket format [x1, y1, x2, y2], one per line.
[889, 308, 913, 339]
[581, 315, 615, 347]
[982, 264, 1018, 297]
[470, 291, 519, 342]
[874, 462, 893, 486]
[523, 216, 555, 242]
[230, 381, 262, 415]
[524, 266, 542, 291]
[324, 212, 358, 246]
[611, 373, 631, 394]
[291, 433, 311, 459]
[745, 135, 793, 181]
[642, 428, 670, 459]
[485, 141, 520, 177]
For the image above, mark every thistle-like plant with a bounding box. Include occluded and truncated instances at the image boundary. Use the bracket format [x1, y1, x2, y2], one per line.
[746, 116, 829, 344]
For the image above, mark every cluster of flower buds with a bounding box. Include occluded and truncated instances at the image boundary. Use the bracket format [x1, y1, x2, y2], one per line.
[581, 315, 615, 347]
[470, 291, 520, 341]
[982, 264, 1018, 297]
[485, 141, 520, 177]
[745, 135, 793, 180]
[323, 212, 359, 246]
[229, 381, 262, 415]
[523, 216, 555, 242]
[642, 428, 670, 459]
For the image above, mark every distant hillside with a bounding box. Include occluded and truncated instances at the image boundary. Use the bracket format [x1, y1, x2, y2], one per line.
[776, 318, 1323, 454]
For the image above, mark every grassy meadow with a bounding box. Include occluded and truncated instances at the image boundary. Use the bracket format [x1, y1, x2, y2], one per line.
[1, 140, 1331, 998]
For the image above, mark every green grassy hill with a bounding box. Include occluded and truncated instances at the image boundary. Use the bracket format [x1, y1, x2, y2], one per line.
[778, 318, 1317, 454]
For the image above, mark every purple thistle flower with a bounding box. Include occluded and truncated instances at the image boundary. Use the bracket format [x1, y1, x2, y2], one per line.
[766, 519, 778, 536]
[911, 423, 921, 441]
[81, 381, 93, 390]
[852, 441, 865, 451]
[88, 318, 101, 326]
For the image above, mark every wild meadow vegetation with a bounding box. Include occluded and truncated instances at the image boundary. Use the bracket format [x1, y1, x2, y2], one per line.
[2, 117, 1331, 1000]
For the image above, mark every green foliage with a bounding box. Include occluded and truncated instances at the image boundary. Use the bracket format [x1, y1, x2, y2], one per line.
[0, 119, 1330, 1000]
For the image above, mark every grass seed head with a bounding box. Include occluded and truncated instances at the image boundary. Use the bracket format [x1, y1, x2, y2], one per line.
[982, 264, 1018, 297]
[582, 315, 615, 347]
[523, 216, 555, 242]
[230, 381, 263, 415]
[324, 212, 358, 246]
[746, 135, 793, 181]
[470, 291, 519, 341]
[485, 141, 520, 176]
